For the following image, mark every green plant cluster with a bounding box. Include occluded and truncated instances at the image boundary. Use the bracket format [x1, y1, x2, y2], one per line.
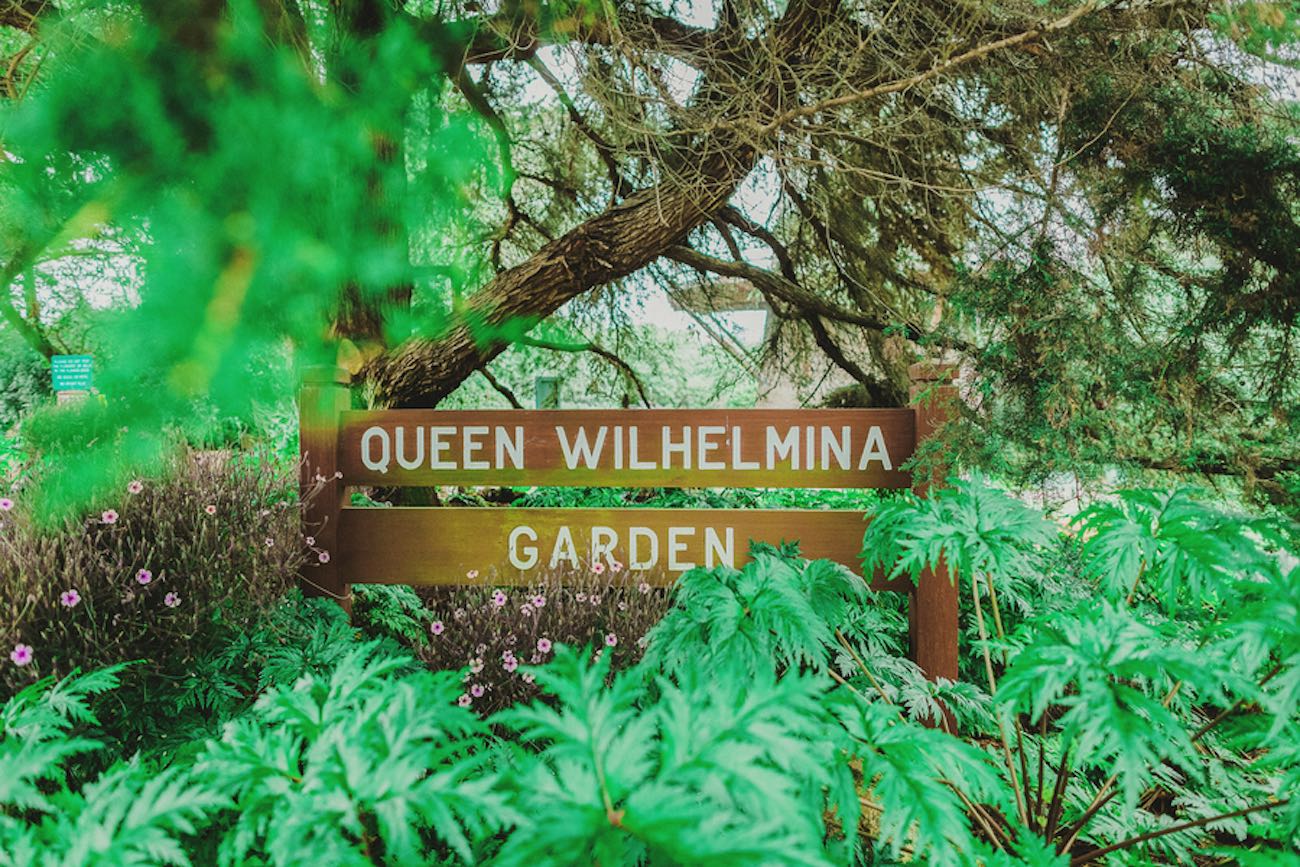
[2, 479, 1298, 864]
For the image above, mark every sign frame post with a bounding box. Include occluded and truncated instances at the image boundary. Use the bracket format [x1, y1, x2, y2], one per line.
[299, 365, 353, 613]
[908, 362, 961, 685]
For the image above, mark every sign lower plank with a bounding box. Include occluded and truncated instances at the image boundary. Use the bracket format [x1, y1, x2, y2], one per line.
[337, 408, 915, 489]
[336, 507, 909, 591]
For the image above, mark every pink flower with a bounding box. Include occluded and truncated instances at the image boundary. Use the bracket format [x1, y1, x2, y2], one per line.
[520, 604, 534, 616]
[638, 581, 651, 594]
[101, 509, 118, 524]
[536, 637, 552, 654]
[0, 498, 13, 511]
[592, 562, 606, 575]
[604, 633, 618, 647]
[457, 694, 471, 707]
[318, 551, 330, 564]
[135, 569, 152, 585]
[575, 592, 587, 602]
[10, 644, 32, 666]
[204, 504, 217, 515]
[531, 594, 546, 608]
[164, 592, 181, 608]
[304, 535, 316, 546]
[430, 621, 445, 636]
[470, 657, 484, 674]
[492, 590, 507, 608]
[611, 561, 624, 573]
[264, 537, 274, 547]
[590, 594, 601, 605]
[470, 684, 485, 698]
[60, 589, 80, 608]
[523, 673, 535, 684]
[127, 480, 143, 495]
[467, 569, 480, 580]
[504, 658, 518, 673]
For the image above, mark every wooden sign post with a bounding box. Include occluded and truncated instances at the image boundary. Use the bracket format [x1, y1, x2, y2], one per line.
[300, 366, 958, 680]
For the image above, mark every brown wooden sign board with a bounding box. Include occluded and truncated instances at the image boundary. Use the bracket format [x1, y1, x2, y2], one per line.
[338, 408, 915, 488]
[337, 507, 911, 592]
[299, 364, 960, 683]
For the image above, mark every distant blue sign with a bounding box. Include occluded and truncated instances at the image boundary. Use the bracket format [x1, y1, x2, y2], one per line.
[51, 355, 93, 392]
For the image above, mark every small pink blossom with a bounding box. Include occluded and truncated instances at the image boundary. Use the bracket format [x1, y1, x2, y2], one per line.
[264, 538, 274, 547]
[604, 633, 618, 647]
[304, 535, 316, 546]
[523, 673, 535, 684]
[470, 684, 485, 698]
[638, 581, 651, 594]
[163, 592, 180, 608]
[135, 569, 152, 585]
[590, 594, 601, 605]
[60, 589, 80, 608]
[467, 569, 480, 580]
[101, 509, 118, 524]
[318, 551, 330, 564]
[127, 480, 143, 495]
[469, 657, 484, 674]
[203, 504, 217, 515]
[334, 470, 343, 479]
[520, 604, 534, 616]
[457, 694, 471, 707]
[611, 561, 625, 573]
[536, 637, 552, 654]
[575, 592, 587, 602]
[0, 498, 13, 511]
[10, 644, 32, 666]
[504, 658, 518, 673]
[591, 562, 606, 575]
[492, 590, 507, 608]
[430, 621, 445, 636]
[531, 594, 546, 608]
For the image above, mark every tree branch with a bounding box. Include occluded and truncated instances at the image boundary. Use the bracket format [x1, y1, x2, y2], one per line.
[518, 335, 651, 408]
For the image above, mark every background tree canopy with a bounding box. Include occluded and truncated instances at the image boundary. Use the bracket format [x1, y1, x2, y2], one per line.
[0, 0, 1297, 516]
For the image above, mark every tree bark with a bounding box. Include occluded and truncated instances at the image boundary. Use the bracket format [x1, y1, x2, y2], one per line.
[364, 151, 752, 406]
[366, 0, 840, 407]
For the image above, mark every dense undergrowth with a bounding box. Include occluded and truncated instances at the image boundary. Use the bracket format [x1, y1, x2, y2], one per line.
[1, 468, 1298, 865]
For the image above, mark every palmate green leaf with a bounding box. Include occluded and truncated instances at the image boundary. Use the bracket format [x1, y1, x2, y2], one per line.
[200, 646, 508, 866]
[1076, 487, 1266, 610]
[862, 473, 1056, 588]
[642, 554, 861, 678]
[1000, 600, 1237, 807]
[830, 695, 1008, 867]
[37, 761, 227, 867]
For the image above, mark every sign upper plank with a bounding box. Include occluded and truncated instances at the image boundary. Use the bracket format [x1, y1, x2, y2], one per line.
[337, 408, 915, 488]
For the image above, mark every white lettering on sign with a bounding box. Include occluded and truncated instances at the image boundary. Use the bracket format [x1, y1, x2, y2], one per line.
[357, 423, 893, 473]
[556, 426, 607, 469]
[362, 426, 391, 473]
[502, 524, 740, 574]
[508, 526, 539, 569]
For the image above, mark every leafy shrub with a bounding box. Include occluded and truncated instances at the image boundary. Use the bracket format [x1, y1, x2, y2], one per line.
[2, 477, 1298, 865]
[0, 451, 303, 744]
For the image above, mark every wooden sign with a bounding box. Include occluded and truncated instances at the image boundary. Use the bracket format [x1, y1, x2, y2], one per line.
[299, 363, 960, 683]
[338, 408, 915, 488]
[338, 507, 910, 592]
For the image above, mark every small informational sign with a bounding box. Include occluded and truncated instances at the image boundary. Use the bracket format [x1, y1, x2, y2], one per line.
[51, 355, 94, 392]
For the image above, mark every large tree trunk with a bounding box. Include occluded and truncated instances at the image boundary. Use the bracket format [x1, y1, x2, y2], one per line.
[364, 150, 755, 407]
[366, 0, 840, 407]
